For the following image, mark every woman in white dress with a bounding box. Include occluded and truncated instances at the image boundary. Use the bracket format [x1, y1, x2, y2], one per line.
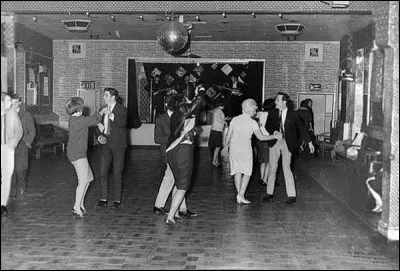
[222, 99, 281, 204]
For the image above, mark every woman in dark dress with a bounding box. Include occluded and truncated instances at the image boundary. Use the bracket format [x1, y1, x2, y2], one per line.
[165, 91, 204, 226]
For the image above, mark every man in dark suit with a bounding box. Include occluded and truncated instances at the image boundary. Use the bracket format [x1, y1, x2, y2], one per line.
[10, 94, 36, 197]
[96, 88, 127, 208]
[264, 92, 314, 204]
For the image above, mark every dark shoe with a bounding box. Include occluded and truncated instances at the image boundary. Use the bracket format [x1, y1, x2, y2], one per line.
[1, 206, 8, 217]
[80, 207, 87, 215]
[112, 201, 121, 208]
[263, 194, 274, 202]
[166, 218, 177, 227]
[153, 206, 169, 215]
[284, 197, 296, 205]
[71, 208, 84, 219]
[96, 200, 108, 207]
[178, 209, 198, 217]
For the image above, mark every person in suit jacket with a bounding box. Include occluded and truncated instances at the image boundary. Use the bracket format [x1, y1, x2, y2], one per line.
[263, 92, 314, 204]
[10, 94, 36, 198]
[1, 92, 23, 216]
[96, 88, 127, 208]
[153, 94, 198, 218]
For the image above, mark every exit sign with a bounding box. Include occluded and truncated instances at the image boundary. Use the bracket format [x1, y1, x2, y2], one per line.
[80, 81, 95, 90]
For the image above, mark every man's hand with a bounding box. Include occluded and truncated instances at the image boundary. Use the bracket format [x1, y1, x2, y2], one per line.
[308, 142, 315, 154]
[98, 135, 107, 145]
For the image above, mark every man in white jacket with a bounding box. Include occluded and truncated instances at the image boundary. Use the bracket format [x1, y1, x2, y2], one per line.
[1, 92, 23, 216]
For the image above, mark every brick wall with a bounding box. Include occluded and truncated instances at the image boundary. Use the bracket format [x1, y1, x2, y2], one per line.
[53, 40, 339, 123]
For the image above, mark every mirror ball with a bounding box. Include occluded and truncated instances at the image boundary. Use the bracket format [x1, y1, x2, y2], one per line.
[157, 21, 189, 55]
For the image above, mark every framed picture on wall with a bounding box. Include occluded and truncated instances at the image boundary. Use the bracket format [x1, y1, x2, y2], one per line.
[305, 44, 323, 62]
[68, 42, 85, 58]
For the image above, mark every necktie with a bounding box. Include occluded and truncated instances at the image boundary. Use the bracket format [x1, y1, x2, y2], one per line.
[104, 106, 111, 135]
[279, 111, 285, 139]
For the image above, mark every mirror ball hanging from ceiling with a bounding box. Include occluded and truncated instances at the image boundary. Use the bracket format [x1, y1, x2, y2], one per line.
[157, 21, 189, 55]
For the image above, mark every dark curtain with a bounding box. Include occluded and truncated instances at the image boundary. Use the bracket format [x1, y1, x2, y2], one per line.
[127, 59, 142, 129]
[246, 61, 264, 107]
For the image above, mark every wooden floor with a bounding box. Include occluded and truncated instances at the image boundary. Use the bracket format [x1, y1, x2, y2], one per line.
[1, 146, 398, 270]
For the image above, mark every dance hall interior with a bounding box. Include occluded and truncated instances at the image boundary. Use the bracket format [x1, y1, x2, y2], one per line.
[1, 1, 399, 270]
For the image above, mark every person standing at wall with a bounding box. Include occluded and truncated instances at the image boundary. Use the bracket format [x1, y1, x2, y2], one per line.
[297, 99, 313, 153]
[10, 94, 36, 198]
[96, 88, 127, 209]
[305, 98, 319, 157]
[1, 92, 23, 216]
[65, 97, 104, 218]
[263, 92, 314, 205]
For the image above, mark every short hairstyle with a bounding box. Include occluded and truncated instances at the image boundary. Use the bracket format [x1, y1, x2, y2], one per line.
[213, 98, 225, 108]
[262, 98, 276, 112]
[104, 87, 119, 98]
[242, 98, 258, 114]
[65, 97, 84, 115]
[165, 95, 183, 111]
[277, 92, 290, 102]
[10, 93, 22, 101]
[300, 99, 309, 108]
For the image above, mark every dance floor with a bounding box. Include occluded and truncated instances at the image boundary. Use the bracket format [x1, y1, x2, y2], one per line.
[1, 146, 398, 270]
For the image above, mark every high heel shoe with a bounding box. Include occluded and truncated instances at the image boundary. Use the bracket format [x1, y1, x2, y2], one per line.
[71, 208, 84, 219]
[236, 195, 251, 205]
[166, 218, 177, 227]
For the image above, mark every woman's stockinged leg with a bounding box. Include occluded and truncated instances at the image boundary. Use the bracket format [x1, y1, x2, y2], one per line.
[167, 189, 186, 223]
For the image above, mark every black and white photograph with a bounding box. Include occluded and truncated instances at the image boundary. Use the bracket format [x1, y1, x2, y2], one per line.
[1, 1, 399, 270]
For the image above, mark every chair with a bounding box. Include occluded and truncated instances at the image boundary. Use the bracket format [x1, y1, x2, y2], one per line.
[317, 126, 343, 162]
[34, 124, 68, 159]
[332, 132, 368, 163]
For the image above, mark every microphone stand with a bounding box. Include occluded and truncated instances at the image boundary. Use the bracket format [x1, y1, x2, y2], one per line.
[149, 79, 153, 123]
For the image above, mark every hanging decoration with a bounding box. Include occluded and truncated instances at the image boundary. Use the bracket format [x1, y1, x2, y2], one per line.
[157, 21, 189, 55]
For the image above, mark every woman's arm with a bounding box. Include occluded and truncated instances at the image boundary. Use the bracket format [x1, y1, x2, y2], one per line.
[254, 129, 281, 141]
[223, 125, 233, 148]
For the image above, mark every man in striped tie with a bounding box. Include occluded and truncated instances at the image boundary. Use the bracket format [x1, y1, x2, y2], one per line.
[96, 88, 127, 209]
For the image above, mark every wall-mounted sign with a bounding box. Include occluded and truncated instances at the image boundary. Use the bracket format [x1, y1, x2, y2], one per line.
[305, 44, 323, 62]
[309, 83, 321, 91]
[80, 81, 95, 90]
[68, 42, 86, 58]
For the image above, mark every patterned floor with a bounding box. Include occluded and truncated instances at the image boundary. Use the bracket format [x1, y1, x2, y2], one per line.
[1, 146, 399, 270]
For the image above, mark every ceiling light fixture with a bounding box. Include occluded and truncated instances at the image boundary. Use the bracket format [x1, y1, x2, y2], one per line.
[111, 15, 115, 22]
[139, 14, 144, 20]
[274, 22, 305, 41]
[251, 13, 256, 18]
[86, 12, 90, 18]
[222, 13, 226, 18]
[33, 16, 37, 22]
[195, 15, 200, 21]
